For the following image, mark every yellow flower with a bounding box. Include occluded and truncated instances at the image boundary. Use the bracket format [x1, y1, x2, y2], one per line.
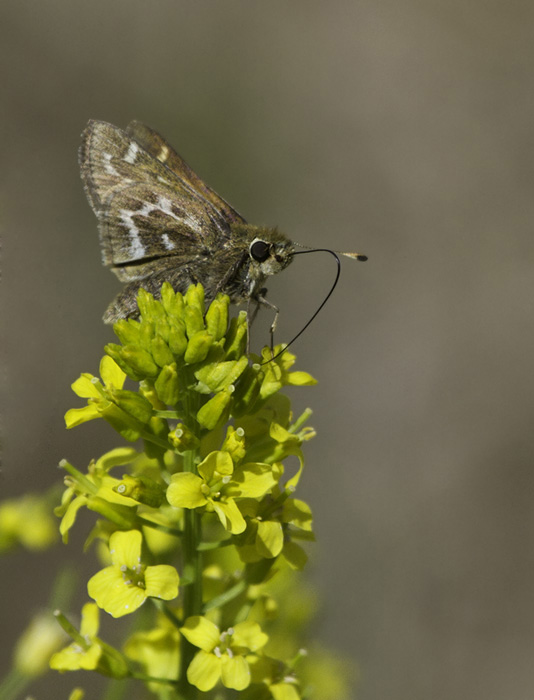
[87, 530, 179, 618]
[50, 603, 128, 678]
[181, 616, 268, 691]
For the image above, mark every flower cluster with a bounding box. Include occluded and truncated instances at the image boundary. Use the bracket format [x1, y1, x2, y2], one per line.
[37, 283, 350, 699]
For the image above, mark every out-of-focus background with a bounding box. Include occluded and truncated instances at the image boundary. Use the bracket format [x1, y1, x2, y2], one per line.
[3, 2, 534, 698]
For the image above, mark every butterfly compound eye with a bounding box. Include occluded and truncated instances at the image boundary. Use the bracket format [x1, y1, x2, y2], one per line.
[250, 239, 271, 262]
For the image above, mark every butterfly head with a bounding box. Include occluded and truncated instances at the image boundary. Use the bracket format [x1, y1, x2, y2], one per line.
[248, 228, 294, 276]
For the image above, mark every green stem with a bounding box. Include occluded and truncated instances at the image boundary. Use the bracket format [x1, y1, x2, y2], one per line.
[0, 669, 28, 700]
[203, 579, 247, 613]
[178, 380, 203, 697]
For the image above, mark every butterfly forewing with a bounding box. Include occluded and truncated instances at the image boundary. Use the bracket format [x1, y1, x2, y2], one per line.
[79, 121, 233, 277]
[126, 121, 247, 227]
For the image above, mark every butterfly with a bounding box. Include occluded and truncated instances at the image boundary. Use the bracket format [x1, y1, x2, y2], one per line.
[79, 120, 366, 339]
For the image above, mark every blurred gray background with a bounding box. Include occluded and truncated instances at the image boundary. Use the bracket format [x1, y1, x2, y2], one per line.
[3, 1, 534, 698]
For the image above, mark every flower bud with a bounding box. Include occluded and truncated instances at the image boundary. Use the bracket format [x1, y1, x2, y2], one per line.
[114, 474, 165, 508]
[111, 390, 153, 424]
[168, 322, 188, 356]
[113, 318, 141, 346]
[184, 330, 213, 364]
[155, 363, 180, 406]
[184, 283, 205, 315]
[120, 345, 160, 378]
[197, 387, 233, 430]
[205, 294, 230, 340]
[150, 336, 175, 368]
[224, 311, 248, 360]
[169, 423, 200, 452]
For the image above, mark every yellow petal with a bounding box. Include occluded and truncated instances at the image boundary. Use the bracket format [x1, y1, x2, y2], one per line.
[256, 520, 284, 558]
[271, 681, 301, 700]
[144, 565, 179, 600]
[221, 653, 250, 690]
[64, 405, 100, 428]
[186, 649, 221, 691]
[212, 500, 246, 534]
[100, 355, 126, 389]
[181, 616, 220, 651]
[198, 451, 233, 480]
[79, 602, 100, 637]
[232, 621, 268, 652]
[167, 472, 207, 509]
[108, 530, 142, 568]
[71, 374, 101, 398]
[87, 567, 146, 618]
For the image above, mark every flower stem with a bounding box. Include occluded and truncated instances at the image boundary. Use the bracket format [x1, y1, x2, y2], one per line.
[178, 437, 203, 696]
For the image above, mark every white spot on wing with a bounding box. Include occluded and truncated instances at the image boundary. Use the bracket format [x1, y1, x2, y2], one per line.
[157, 145, 169, 161]
[156, 195, 202, 233]
[161, 233, 175, 251]
[119, 195, 204, 261]
[103, 152, 120, 176]
[119, 209, 145, 259]
[124, 142, 139, 164]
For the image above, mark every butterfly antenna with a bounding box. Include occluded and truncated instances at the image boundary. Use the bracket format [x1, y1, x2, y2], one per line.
[260, 246, 367, 364]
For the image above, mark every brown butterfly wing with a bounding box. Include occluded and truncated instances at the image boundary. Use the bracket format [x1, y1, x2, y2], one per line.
[80, 120, 234, 279]
[126, 121, 247, 226]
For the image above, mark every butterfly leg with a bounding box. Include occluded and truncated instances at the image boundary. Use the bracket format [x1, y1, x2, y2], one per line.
[256, 292, 279, 353]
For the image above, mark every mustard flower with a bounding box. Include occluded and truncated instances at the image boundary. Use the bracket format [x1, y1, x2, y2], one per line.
[181, 615, 269, 691]
[166, 450, 277, 534]
[64, 355, 127, 428]
[49, 603, 128, 678]
[87, 530, 179, 618]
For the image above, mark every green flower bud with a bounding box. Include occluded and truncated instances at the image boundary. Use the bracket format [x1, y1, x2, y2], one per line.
[197, 387, 234, 430]
[161, 282, 184, 318]
[98, 403, 142, 442]
[113, 474, 165, 508]
[137, 288, 166, 322]
[194, 355, 248, 392]
[231, 364, 262, 417]
[184, 304, 205, 339]
[205, 294, 230, 340]
[221, 426, 246, 464]
[259, 362, 284, 401]
[168, 322, 188, 356]
[184, 283, 205, 315]
[155, 363, 180, 406]
[113, 318, 141, 346]
[184, 330, 213, 364]
[121, 345, 159, 378]
[138, 321, 155, 351]
[224, 311, 248, 360]
[169, 423, 200, 452]
[150, 336, 174, 368]
[155, 316, 171, 344]
[139, 380, 166, 410]
[104, 343, 143, 381]
[111, 390, 153, 424]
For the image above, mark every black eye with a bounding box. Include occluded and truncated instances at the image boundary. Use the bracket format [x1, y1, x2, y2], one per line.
[250, 240, 271, 262]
